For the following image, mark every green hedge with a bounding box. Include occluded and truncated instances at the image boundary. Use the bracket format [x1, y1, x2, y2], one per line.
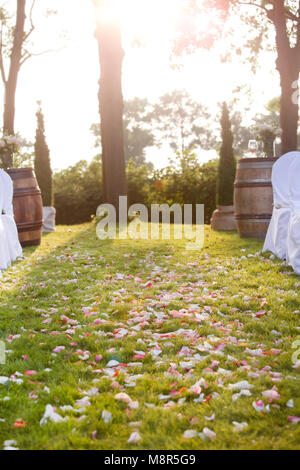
[54, 152, 218, 225]
[54, 155, 102, 225]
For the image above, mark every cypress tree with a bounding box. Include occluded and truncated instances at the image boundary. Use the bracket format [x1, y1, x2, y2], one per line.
[217, 102, 236, 206]
[34, 101, 53, 206]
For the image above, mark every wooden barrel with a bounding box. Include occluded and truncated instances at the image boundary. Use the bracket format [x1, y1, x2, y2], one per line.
[234, 157, 277, 239]
[6, 168, 43, 247]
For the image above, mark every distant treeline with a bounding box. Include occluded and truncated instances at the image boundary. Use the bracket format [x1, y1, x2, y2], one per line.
[53, 152, 218, 225]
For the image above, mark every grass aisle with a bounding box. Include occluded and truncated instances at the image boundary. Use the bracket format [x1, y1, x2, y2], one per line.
[0, 223, 300, 450]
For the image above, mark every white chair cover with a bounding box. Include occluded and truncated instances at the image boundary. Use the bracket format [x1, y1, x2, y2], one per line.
[263, 152, 300, 259]
[42, 206, 56, 233]
[0, 176, 11, 270]
[0, 169, 22, 264]
[286, 157, 300, 273]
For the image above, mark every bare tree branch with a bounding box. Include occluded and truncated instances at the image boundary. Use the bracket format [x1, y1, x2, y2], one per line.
[23, 0, 36, 42]
[236, 1, 270, 17]
[0, 20, 6, 83]
[20, 46, 64, 66]
[236, 1, 299, 23]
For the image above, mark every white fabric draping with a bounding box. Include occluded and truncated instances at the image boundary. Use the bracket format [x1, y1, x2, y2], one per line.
[263, 152, 300, 259]
[42, 206, 56, 233]
[0, 169, 22, 272]
[0, 176, 11, 270]
[286, 157, 300, 273]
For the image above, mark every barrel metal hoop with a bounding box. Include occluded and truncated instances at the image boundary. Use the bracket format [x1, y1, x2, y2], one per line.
[239, 233, 266, 239]
[236, 219, 271, 224]
[238, 157, 278, 164]
[6, 168, 35, 179]
[21, 239, 41, 247]
[13, 188, 42, 197]
[235, 214, 271, 220]
[234, 181, 272, 188]
[17, 221, 43, 232]
[237, 162, 275, 169]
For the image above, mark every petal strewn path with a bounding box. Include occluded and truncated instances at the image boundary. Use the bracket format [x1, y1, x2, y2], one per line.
[0, 224, 299, 449]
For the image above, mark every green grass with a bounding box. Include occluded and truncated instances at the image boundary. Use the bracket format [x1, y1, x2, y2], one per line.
[0, 223, 300, 450]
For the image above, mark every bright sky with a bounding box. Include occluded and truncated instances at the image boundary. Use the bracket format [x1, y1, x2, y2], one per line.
[0, 0, 279, 171]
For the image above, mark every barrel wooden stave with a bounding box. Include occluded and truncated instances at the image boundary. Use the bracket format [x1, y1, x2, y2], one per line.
[6, 168, 43, 247]
[234, 158, 277, 239]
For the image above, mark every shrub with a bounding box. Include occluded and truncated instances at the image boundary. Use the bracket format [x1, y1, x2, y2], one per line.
[126, 158, 152, 207]
[53, 155, 102, 225]
[53, 151, 218, 225]
[150, 152, 218, 224]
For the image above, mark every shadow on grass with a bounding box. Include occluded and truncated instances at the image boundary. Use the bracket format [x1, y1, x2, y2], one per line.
[0, 224, 113, 331]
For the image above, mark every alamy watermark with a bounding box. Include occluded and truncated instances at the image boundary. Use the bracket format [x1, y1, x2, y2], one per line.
[0, 341, 5, 365]
[96, 196, 204, 250]
[292, 339, 300, 366]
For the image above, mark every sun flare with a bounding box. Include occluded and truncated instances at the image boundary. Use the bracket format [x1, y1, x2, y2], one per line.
[95, 0, 182, 46]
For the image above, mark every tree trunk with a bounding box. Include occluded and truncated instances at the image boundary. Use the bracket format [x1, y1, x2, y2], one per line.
[4, 80, 18, 137]
[279, 67, 299, 154]
[3, 0, 26, 135]
[273, 1, 300, 155]
[2, 0, 26, 168]
[94, 14, 127, 216]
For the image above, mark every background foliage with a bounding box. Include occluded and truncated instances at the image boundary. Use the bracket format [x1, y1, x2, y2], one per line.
[53, 155, 102, 225]
[53, 152, 218, 225]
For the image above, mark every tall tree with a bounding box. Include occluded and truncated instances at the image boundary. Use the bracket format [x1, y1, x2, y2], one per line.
[123, 97, 154, 166]
[253, 97, 280, 156]
[1, 0, 25, 138]
[176, 0, 300, 155]
[150, 89, 213, 157]
[34, 101, 53, 206]
[91, 97, 155, 166]
[0, 1, 58, 167]
[0, 1, 36, 138]
[230, 111, 252, 156]
[217, 102, 235, 206]
[93, 0, 127, 214]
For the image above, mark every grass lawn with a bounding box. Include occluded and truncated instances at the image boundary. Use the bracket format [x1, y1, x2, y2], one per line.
[0, 223, 300, 450]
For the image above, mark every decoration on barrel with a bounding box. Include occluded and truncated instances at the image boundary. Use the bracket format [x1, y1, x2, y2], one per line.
[0, 134, 24, 169]
[246, 139, 270, 159]
[273, 136, 282, 158]
[245, 133, 278, 160]
[247, 139, 259, 157]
